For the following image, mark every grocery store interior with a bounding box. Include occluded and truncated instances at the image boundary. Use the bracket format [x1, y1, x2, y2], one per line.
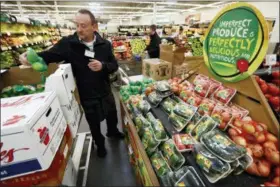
[0, 0, 280, 187]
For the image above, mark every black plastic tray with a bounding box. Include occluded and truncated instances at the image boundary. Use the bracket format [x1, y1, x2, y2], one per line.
[149, 103, 266, 187]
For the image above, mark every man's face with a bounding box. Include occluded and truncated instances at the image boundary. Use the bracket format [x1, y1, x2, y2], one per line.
[149, 29, 155, 35]
[75, 13, 96, 41]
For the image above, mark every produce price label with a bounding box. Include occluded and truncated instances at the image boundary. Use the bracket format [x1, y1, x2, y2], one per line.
[203, 2, 269, 82]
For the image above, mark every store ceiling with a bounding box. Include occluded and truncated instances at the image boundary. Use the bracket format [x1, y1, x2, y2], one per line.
[1, 1, 228, 23]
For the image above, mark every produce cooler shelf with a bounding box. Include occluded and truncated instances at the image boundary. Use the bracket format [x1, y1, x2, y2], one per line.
[149, 103, 266, 187]
[120, 97, 267, 187]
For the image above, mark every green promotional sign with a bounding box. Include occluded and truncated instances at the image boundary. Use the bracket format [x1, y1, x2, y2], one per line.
[204, 3, 269, 82]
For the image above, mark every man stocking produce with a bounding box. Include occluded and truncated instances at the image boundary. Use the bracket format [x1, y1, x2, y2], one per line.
[145, 24, 161, 58]
[19, 9, 124, 158]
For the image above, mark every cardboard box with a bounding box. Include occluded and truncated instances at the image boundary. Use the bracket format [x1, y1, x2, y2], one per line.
[0, 63, 81, 104]
[183, 56, 204, 72]
[0, 92, 67, 180]
[142, 58, 172, 81]
[61, 95, 81, 137]
[160, 45, 186, 65]
[45, 64, 76, 106]
[62, 158, 77, 186]
[0, 126, 73, 186]
[172, 63, 189, 78]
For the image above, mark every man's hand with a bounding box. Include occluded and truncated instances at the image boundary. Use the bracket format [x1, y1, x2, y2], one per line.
[19, 52, 31, 66]
[88, 59, 103, 72]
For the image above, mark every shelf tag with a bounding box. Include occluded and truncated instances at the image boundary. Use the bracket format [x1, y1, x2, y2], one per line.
[124, 116, 129, 126]
[128, 144, 133, 155]
[265, 54, 277, 66]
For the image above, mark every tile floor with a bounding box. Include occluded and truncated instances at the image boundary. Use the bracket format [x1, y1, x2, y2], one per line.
[76, 88, 138, 186]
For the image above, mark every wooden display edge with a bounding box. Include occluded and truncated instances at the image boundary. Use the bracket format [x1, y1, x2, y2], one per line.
[120, 98, 160, 187]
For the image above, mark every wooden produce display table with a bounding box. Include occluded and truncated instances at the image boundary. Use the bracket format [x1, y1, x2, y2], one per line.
[120, 98, 160, 186]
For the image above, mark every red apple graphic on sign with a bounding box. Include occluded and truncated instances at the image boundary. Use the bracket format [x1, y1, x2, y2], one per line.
[236, 59, 249, 73]
[37, 127, 50, 145]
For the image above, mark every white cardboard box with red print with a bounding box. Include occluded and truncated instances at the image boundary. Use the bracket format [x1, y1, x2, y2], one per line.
[45, 64, 76, 106]
[45, 64, 80, 137]
[60, 95, 81, 137]
[0, 91, 67, 180]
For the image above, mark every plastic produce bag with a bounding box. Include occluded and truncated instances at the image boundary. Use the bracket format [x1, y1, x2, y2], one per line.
[173, 134, 195, 152]
[201, 129, 247, 162]
[155, 80, 171, 92]
[141, 126, 160, 151]
[174, 166, 205, 187]
[212, 85, 236, 105]
[233, 154, 253, 175]
[160, 171, 176, 187]
[137, 100, 151, 114]
[193, 144, 231, 183]
[169, 112, 188, 132]
[150, 151, 172, 177]
[197, 98, 216, 116]
[147, 91, 163, 107]
[160, 139, 185, 171]
[160, 97, 177, 114]
[146, 112, 168, 142]
[173, 102, 197, 120]
[190, 115, 217, 141]
[211, 104, 233, 131]
[134, 114, 151, 136]
[185, 112, 202, 134]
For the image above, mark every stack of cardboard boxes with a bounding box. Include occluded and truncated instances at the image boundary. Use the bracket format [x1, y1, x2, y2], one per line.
[160, 44, 204, 78]
[0, 63, 81, 186]
[142, 45, 204, 80]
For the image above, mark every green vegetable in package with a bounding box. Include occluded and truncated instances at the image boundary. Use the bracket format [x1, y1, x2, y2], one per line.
[1, 84, 37, 98]
[173, 166, 205, 187]
[185, 112, 202, 134]
[160, 139, 185, 171]
[150, 151, 171, 177]
[201, 129, 247, 162]
[160, 97, 177, 114]
[190, 115, 217, 141]
[141, 127, 160, 150]
[137, 100, 151, 114]
[169, 112, 188, 132]
[148, 91, 162, 106]
[134, 114, 151, 136]
[193, 144, 230, 178]
[160, 171, 177, 187]
[173, 103, 197, 120]
[146, 112, 168, 141]
[26, 48, 47, 72]
[155, 80, 171, 92]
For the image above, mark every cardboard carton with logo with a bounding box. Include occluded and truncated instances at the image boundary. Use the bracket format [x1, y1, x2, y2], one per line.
[172, 63, 189, 78]
[45, 64, 81, 137]
[60, 95, 81, 137]
[160, 45, 186, 65]
[45, 64, 76, 106]
[0, 64, 82, 137]
[0, 92, 67, 180]
[142, 58, 172, 81]
[0, 126, 73, 186]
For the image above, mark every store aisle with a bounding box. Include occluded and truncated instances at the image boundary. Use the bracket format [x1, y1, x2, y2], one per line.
[77, 88, 138, 186]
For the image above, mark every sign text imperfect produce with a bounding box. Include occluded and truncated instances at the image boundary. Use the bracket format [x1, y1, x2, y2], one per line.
[203, 3, 269, 82]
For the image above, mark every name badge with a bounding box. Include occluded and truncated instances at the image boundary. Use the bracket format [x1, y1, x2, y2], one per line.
[85, 50, 95, 58]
